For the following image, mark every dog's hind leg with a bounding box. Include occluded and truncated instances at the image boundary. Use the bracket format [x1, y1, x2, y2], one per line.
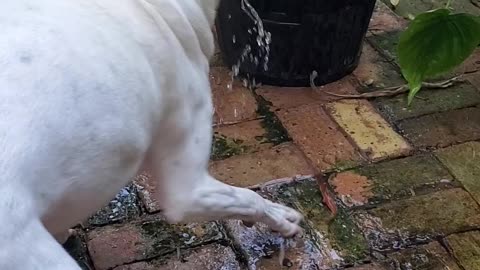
[152, 101, 302, 237]
[0, 219, 81, 270]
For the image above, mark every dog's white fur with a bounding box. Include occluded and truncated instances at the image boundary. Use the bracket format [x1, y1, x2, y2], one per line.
[0, 0, 302, 269]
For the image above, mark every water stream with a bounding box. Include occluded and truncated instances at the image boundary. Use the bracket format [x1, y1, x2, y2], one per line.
[227, 0, 272, 90]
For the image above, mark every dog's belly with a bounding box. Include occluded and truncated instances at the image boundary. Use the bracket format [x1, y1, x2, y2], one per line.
[1, 0, 213, 240]
[41, 159, 144, 236]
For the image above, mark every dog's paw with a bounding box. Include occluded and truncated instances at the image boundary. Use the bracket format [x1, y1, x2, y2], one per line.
[261, 200, 303, 238]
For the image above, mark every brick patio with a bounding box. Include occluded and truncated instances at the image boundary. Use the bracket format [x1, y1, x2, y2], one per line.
[64, 1, 480, 269]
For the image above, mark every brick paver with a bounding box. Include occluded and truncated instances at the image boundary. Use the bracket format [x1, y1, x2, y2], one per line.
[352, 44, 404, 92]
[377, 82, 480, 121]
[256, 76, 358, 109]
[113, 244, 240, 270]
[212, 119, 274, 160]
[398, 106, 480, 148]
[436, 142, 480, 204]
[354, 189, 480, 250]
[329, 154, 456, 207]
[384, 242, 461, 270]
[87, 215, 223, 270]
[367, 1, 407, 36]
[276, 104, 363, 172]
[209, 142, 315, 188]
[210, 67, 258, 125]
[447, 231, 480, 270]
[325, 99, 411, 161]
[63, 3, 480, 269]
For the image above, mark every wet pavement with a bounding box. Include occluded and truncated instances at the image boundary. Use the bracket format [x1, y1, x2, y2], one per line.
[64, 1, 480, 269]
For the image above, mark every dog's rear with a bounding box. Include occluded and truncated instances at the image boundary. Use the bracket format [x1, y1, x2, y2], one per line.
[0, 1, 163, 268]
[0, 1, 302, 269]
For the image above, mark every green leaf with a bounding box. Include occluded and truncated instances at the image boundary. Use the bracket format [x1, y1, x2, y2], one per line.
[398, 9, 480, 105]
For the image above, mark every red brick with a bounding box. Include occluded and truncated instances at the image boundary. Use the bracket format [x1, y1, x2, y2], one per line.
[210, 67, 258, 125]
[209, 142, 315, 187]
[256, 76, 358, 109]
[276, 104, 363, 172]
[212, 119, 274, 160]
[87, 216, 223, 270]
[367, 1, 407, 36]
[87, 224, 144, 270]
[114, 244, 240, 270]
[353, 44, 404, 91]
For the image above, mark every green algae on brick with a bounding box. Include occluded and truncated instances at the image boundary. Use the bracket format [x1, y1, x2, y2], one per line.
[376, 83, 480, 121]
[447, 231, 480, 270]
[398, 106, 480, 149]
[211, 134, 249, 161]
[328, 209, 370, 264]
[354, 155, 455, 204]
[330, 155, 456, 208]
[256, 97, 291, 145]
[385, 242, 461, 270]
[140, 219, 223, 259]
[436, 142, 480, 204]
[367, 31, 401, 62]
[277, 180, 369, 264]
[332, 159, 364, 173]
[355, 189, 480, 250]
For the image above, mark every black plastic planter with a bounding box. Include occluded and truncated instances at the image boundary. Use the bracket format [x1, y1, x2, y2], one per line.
[215, 0, 376, 86]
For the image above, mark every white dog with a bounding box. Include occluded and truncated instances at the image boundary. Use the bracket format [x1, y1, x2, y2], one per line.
[0, 0, 302, 269]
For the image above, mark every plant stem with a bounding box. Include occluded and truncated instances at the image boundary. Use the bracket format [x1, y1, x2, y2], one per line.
[446, 0, 453, 9]
[321, 76, 462, 99]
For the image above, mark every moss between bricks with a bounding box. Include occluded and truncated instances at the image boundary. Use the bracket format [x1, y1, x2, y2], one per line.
[370, 189, 480, 238]
[328, 208, 369, 264]
[256, 96, 291, 145]
[211, 134, 249, 161]
[367, 31, 400, 62]
[331, 159, 362, 173]
[376, 83, 480, 121]
[353, 155, 456, 205]
[210, 96, 290, 161]
[447, 231, 480, 270]
[277, 180, 369, 265]
[140, 220, 223, 259]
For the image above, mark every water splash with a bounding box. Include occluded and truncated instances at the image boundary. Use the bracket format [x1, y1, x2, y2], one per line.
[228, 0, 271, 90]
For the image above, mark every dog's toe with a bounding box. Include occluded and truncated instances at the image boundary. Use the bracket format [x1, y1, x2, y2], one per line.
[262, 201, 303, 238]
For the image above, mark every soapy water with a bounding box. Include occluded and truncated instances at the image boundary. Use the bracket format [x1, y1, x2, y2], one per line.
[227, 0, 271, 90]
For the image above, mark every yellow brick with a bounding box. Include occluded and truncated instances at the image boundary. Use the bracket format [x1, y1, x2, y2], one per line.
[326, 99, 411, 161]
